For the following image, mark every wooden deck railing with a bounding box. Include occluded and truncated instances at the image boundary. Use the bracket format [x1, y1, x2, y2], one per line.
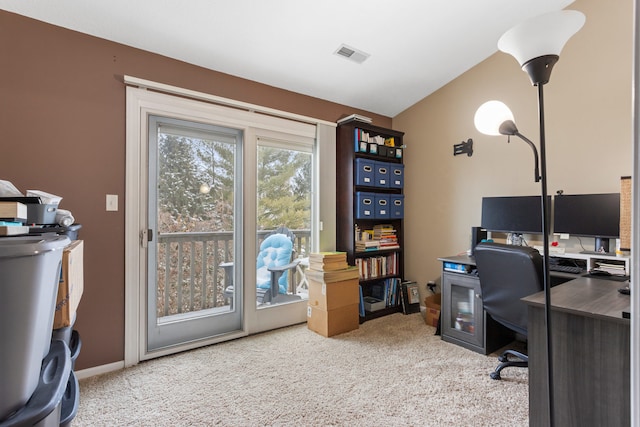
[156, 229, 311, 317]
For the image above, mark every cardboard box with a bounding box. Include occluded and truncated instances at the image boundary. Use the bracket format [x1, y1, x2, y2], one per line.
[307, 303, 359, 337]
[424, 293, 441, 327]
[307, 277, 359, 311]
[54, 240, 84, 329]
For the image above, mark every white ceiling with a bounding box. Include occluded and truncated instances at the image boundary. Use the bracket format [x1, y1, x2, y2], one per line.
[1, 0, 574, 117]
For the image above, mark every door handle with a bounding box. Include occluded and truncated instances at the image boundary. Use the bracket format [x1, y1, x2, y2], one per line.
[140, 229, 153, 248]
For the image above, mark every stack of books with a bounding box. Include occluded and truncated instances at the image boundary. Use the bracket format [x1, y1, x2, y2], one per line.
[373, 224, 399, 249]
[0, 202, 29, 236]
[355, 239, 380, 252]
[355, 224, 399, 252]
[308, 251, 349, 272]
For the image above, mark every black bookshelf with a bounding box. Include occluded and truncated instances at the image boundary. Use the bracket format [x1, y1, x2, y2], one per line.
[336, 119, 405, 322]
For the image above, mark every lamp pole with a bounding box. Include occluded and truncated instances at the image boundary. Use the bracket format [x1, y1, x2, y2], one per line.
[521, 51, 557, 426]
[535, 81, 555, 426]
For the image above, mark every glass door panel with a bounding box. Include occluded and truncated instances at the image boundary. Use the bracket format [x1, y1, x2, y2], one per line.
[254, 140, 313, 311]
[147, 115, 243, 352]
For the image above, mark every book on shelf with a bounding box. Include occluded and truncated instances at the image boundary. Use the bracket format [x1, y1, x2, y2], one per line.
[370, 277, 400, 308]
[400, 281, 420, 314]
[0, 201, 27, 222]
[355, 224, 399, 252]
[355, 253, 398, 280]
[356, 239, 380, 252]
[358, 285, 365, 317]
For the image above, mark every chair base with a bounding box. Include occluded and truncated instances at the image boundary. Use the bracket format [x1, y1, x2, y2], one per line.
[490, 349, 528, 380]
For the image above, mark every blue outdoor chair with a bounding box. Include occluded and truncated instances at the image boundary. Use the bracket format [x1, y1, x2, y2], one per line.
[223, 227, 301, 305]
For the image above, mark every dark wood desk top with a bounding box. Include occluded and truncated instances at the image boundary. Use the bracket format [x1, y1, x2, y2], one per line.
[437, 254, 475, 265]
[522, 277, 630, 324]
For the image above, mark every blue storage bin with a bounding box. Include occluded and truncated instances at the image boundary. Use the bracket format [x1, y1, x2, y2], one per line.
[375, 194, 390, 219]
[374, 161, 390, 188]
[390, 164, 404, 188]
[390, 194, 405, 218]
[355, 192, 376, 219]
[354, 158, 375, 186]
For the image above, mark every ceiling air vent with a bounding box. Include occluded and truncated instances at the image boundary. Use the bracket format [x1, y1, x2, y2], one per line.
[334, 44, 370, 64]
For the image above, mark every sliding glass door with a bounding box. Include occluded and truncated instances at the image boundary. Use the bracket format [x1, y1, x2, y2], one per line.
[147, 115, 243, 351]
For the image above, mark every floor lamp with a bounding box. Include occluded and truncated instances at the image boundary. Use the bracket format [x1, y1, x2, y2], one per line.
[474, 10, 585, 427]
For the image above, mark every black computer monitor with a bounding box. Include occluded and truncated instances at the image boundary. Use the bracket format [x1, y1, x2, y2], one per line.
[553, 193, 620, 253]
[481, 195, 549, 234]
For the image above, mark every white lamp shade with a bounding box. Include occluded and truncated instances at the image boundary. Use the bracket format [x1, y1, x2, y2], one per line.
[498, 10, 586, 66]
[474, 100, 515, 136]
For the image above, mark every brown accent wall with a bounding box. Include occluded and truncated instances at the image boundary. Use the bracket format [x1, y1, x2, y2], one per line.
[0, 11, 390, 370]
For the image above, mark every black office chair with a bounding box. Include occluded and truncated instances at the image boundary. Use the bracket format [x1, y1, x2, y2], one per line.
[473, 242, 544, 380]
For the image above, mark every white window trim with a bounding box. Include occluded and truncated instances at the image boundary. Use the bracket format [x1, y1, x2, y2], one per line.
[125, 78, 336, 367]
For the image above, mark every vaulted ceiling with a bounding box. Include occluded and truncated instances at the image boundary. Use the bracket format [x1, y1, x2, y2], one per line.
[0, 0, 574, 116]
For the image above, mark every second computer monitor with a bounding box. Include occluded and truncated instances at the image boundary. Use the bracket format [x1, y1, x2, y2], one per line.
[481, 195, 549, 234]
[553, 193, 620, 253]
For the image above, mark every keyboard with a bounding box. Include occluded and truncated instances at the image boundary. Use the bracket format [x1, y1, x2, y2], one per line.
[548, 264, 583, 274]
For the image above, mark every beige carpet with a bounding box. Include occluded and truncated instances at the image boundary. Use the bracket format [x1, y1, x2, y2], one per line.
[76, 313, 528, 426]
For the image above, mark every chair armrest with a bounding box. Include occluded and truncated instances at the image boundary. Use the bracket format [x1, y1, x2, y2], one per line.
[267, 259, 300, 273]
[220, 261, 234, 288]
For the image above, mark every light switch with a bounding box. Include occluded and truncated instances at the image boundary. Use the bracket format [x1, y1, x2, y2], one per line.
[106, 194, 118, 211]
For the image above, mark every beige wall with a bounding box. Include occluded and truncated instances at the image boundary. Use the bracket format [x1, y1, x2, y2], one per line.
[394, 0, 633, 297]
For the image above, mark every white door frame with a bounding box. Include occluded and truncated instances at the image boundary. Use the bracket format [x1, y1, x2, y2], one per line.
[124, 77, 336, 366]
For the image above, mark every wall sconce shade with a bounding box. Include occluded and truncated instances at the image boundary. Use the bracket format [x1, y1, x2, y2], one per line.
[474, 100, 515, 136]
[498, 10, 586, 66]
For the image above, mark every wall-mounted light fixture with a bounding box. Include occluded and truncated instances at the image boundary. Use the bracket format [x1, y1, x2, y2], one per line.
[453, 138, 473, 156]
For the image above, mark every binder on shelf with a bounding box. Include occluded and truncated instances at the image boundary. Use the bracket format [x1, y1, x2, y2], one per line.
[401, 281, 420, 314]
[390, 195, 404, 219]
[374, 162, 389, 187]
[374, 194, 390, 219]
[355, 192, 375, 219]
[390, 164, 404, 188]
[355, 158, 375, 186]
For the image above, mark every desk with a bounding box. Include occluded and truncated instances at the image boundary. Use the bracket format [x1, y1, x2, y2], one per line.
[437, 254, 581, 355]
[438, 255, 514, 354]
[523, 277, 630, 427]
